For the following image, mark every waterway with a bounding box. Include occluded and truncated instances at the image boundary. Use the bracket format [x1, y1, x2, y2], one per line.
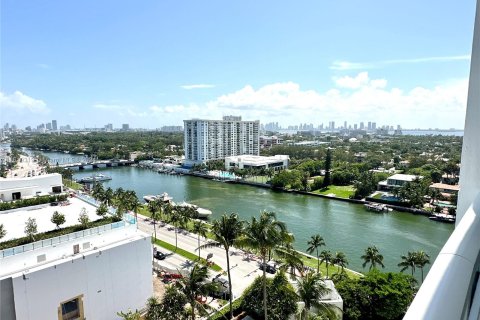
[32, 150, 454, 278]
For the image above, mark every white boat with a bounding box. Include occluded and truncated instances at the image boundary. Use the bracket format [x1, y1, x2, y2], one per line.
[364, 203, 392, 212]
[76, 173, 112, 183]
[143, 192, 174, 203]
[176, 201, 213, 218]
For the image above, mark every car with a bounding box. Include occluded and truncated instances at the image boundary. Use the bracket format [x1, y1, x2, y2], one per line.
[259, 262, 277, 274]
[153, 251, 166, 260]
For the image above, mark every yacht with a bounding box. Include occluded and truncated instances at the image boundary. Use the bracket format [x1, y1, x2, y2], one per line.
[76, 173, 112, 183]
[143, 192, 174, 204]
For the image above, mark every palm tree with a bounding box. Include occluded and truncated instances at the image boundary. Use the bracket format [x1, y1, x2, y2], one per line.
[239, 211, 287, 320]
[415, 250, 431, 282]
[169, 209, 186, 251]
[176, 264, 218, 320]
[296, 271, 335, 320]
[333, 251, 348, 274]
[307, 234, 326, 274]
[148, 200, 161, 240]
[398, 251, 417, 276]
[103, 187, 114, 206]
[192, 221, 209, 260]
[361, 245, 385, 270]
[319, 250, 333, 278]
[199, 213, 243, 319]
[276, 245, 304, 279]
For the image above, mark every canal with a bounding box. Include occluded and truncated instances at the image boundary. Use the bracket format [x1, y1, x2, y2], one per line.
[34, 150, 454, 277]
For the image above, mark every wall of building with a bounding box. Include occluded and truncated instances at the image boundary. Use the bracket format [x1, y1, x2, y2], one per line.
[0, 174, 63, 202]
[9, 235, 152, 320]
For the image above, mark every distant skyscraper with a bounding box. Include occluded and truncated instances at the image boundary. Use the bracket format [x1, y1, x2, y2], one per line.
[122, 124, 129, 131]
[184, 116, 259, 164]
[105, 123, 113, 131]
[360, 122, 364, 130]
[52, 120, 57, 131]
[344, 121, 347, 129]
[367, 122, 372, 130]
[46, 122, 52, 130]
[354, 124, 358, 130]
[372, 122, 377, 130]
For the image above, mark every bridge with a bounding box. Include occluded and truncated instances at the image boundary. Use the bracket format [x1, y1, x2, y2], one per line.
[56, 159, 135, 170]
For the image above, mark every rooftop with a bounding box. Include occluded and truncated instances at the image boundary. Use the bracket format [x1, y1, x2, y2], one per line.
[387, 173, 421, 182]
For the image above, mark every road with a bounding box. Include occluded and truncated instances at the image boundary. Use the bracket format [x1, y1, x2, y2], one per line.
[136, 214, 272, 298]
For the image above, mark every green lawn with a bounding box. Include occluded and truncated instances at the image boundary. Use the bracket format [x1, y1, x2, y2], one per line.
[64, 179, 83, 190]
[153, 238, 222, 272]
[311, 185, 355, 198]
[298, 253, 361, 279]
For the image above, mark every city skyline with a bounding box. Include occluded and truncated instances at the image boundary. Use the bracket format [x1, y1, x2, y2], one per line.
[1, 1, 476, 129]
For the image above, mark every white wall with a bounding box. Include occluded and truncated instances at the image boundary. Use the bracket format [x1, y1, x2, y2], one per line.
[0, 174, 63, 202]
[10, 235, 152, 320]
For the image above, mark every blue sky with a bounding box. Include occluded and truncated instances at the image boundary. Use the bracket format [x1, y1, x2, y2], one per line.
[0, 0, 476, 129]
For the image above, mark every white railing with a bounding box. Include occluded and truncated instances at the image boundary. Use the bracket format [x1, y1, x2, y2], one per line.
[0, 221, 126, 259]
[404, 193, 480, 319]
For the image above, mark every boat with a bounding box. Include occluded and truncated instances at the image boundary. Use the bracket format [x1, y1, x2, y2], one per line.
[429, 213, 456, 223]
[176, 201, 213, 218]
[364, 203, 392, 212]
[143, 192, 174, 204]
[76, 174, 112, 183]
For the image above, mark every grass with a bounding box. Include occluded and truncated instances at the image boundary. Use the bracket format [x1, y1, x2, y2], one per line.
[244, 175, 270, 184]
[64, 179, 83, 190]
[312, 185, 355, 198]
[372, 193, 383, 199]
[153, 238, 223, 272]
[298, 253, 361, 279]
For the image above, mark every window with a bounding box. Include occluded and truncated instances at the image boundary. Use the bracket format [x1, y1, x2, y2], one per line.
[52, 186, 62, 193]
[58, 295, 84, 320]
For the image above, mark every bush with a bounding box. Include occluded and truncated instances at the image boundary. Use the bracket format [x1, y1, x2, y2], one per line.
[208, 298, 243, 320]
[0, 194, 68, 211]
[241, 272, 298, 320]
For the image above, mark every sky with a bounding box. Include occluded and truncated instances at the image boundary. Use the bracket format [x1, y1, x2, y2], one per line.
[0, 0, 477, 130]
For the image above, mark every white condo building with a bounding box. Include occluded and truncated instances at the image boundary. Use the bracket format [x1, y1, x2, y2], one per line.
[0, 221, 152, 320]
[184, 116, 260, 164]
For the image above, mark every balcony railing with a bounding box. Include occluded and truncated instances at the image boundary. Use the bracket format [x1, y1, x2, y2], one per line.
[404, 193, 480, 319]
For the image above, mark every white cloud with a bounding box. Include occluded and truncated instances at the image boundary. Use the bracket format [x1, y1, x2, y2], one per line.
[92, 103, 147, 117]
[330, 54, 471, 70]
[180, 84, 216, 90]
[334, 72, 387, 89]
[36, 63, 51, 69]
[0, 91, 50, 113]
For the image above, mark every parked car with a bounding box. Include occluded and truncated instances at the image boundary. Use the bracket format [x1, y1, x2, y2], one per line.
[154, 251, 166, 260]
[259, 262, 277, 274]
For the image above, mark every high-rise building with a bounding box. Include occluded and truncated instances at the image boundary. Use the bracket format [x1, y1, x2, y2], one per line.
[122, 123, 129, 131]
[184, 116, 260, 164]
[105, 124, 113, 131]
[372, 122, 377, 130]
[46, 122, 52, 130]
[344, 121, 347, 129]
[52, 120, 57, 131]
[360, 122, 365, 130]
[367, 122, 372, 131]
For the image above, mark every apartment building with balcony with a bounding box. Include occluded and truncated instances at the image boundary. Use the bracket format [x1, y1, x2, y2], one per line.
[184, 116, 260, 165]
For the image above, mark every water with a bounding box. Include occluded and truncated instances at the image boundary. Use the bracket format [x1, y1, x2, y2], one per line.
[38, 150, 453, 278]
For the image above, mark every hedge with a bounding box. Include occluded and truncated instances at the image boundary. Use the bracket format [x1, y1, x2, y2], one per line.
[0, 194, 68, 211]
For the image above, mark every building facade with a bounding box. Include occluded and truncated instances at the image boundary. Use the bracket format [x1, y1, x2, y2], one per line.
[184, 116, 260, 164]
[0, 174, 63, 202]
[225, 155, 289, 171]
[0, 221, 152, 320]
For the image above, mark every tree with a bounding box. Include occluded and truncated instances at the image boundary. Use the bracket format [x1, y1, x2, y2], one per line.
[91, 182, 105, 201]
[333, 251, 349, 274]
[276, 245, 305, 279]
[336, 270, 417, 320]
[415, 250, 430, 283]
[103, 187, 114, 206]
[296, 271, 336, 320]
[78, 207, 90, 229]
[322, 148, 332, 187]
[25, 217, 38, 241]
[361, 246, 385, 271]
[241, 271, 299, 320]
[156, 286, 188, 320]
[145, 296, 162, 320]
[176, 264, 218, 320]
[0, 223, 6, 240]
[192, 220, 208, 260]
[148, 200, 161, 240]
[96, 203, 109, 218]
[307, 234, 326, 274]
[200, 213, 243, 319]
[117, 309, 141, 320]
[51, 210, 66, 229]
[169, 209, 187, 251]
[319, 250, 333, 278]
[398, 251, 417, 277]
[239, 211, 288, 320]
